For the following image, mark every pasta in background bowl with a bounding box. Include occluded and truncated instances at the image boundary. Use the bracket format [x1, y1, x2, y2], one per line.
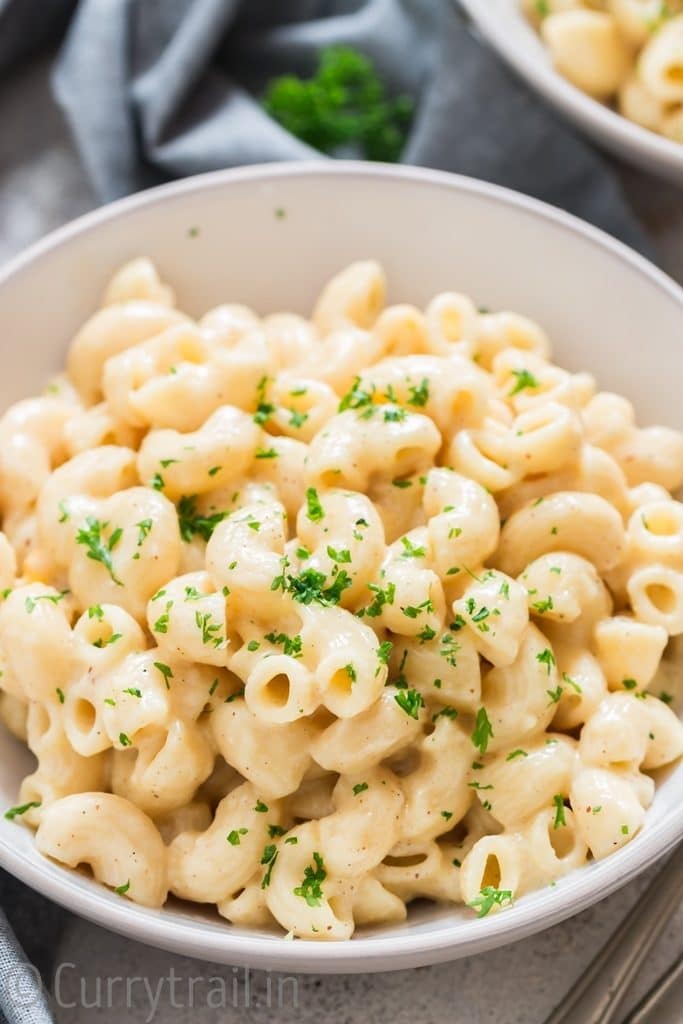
[0, 162, 681, 971]
[460, 0, 683, 183]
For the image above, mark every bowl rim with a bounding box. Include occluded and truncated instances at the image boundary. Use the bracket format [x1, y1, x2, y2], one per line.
[459, 0, 683, 179]
[0, 160, 681, 972]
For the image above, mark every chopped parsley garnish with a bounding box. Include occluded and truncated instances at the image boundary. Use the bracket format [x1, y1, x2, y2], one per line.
[327, 545, 352, 563]
[4, 801, 41, 820]
[402, 598, 433, 619]
[377, 640, 393, 665]
[468, 886, 514, 918]
[56, 687, 65, 704]
[439, 632, 460, 667]
[195, 611, 224, 648]
[177, 495, 228, 543]
[114, 880, 130, 895]
[227, 828, 248, 846]
[623, 678, 638, 690]
[352, 782, 369, 796]
[93, 632, 122, 648]
[509, 368, 540, 396]
[263, 46, 413, 162]
[552, 795, 567, 829]
[407, 378, 429, 407]
[293, 851, 326, 907]
[546, 685, 563, 705]
[289, 409, 309, 429]
[506, 749, 528, 761]
[153, 661, 173, 686]
[119, 732, 132, 747]
[305, 487, 325, 522]
[532, 596, 554, 614]
[24, 590, 69, 613]
[274, 564, 352, 606]
[264, 631, 303, 657]
[153, 601, 172, 634]
[471, 707, 494, 755]
[536, 648, 556, 675]
[562, 673, 582, 694]
[254, 447, 278, 460]
[260, 844, 279, 889]
[253, 376, 275, 425]
[136, 519, 153, 547]
[75, 517, 124, 585]
[254, 800, 268, 813]
[338, 376, 374, 412]
[400, 537, 426, 559]
[360, 581, 396, 617]
[394, 688, 424, 719]
[432, 706, 458, 722]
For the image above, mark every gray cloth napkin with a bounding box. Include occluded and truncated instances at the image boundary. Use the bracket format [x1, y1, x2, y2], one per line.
[46, 0, 650, 251]
[0, 0, 657, 1020]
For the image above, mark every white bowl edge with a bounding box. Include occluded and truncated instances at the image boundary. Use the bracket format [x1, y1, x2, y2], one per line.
[0, 160, 680, 972]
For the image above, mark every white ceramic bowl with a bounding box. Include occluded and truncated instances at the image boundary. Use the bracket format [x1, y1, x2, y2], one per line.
[460, 0, 683, 184]
[0, 162, 681, 973]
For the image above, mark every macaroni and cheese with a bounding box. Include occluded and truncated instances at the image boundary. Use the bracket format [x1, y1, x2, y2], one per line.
[523, 1, 683, 143]
[2, 258, 682, 940]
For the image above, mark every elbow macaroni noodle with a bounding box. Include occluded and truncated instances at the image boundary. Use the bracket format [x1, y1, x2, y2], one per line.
[523, 2, 683, 144]
[1, 257, 682, 940]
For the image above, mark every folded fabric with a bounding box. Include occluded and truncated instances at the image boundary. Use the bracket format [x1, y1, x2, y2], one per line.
[0, 904, 55, 1024]
[48, 0, 649, 251]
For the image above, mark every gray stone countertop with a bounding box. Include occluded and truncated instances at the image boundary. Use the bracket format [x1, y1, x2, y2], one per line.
[0, 55, 681, 1024]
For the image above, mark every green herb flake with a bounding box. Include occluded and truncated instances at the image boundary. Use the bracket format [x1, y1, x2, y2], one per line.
[263, 47, 413, 163]
[552, 795, 567, 829]
[468, 886, 513, 918]
[537, 648, 556, 675]
[509, 368, 540, 396]
[394, 688, 424, 719]
[177, 494, 228, 543]
[471, 707, 494, 755]
[4, 800, 41, 820]
[292, 851, 327, 907]
[305, 487, 325, 522]
[75, 517, 124, 585]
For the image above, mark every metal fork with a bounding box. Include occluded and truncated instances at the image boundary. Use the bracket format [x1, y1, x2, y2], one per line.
[545, 841, 683, 1024]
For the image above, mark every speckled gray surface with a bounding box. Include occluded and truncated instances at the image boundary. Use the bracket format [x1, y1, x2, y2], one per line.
[0, 55, 682, 1024]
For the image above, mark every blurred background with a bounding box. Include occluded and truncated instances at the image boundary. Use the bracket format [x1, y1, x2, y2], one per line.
[0, 1, 681, 280]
